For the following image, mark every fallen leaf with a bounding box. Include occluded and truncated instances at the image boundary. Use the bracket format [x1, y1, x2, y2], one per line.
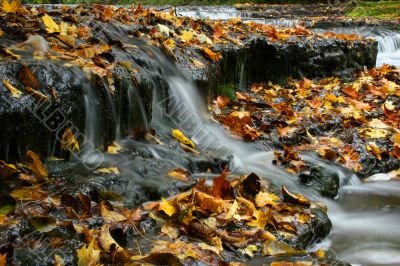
[159, 198, 176, 217]
[99, 224, 123, 252]
[225, 200, 238, 220]
[364, 128, 388, 139]
[96, 167, 119, 174]
[180, 30, 193, 42]
[203, 48, 222, 62]
[29, 216, 57, 233]
[26, 150, 48, 180]
[10, 186, 47, 201]
[77, 239, 101, 266]
[0, 253, 6, 266]
[255, 192, 280, 207]
[212, 170, 230, 198]
[2, 80, 22, 98]
[281, 186, 310, 207]
[172, 129, 195, 149]
[18, 65, 41, 90]
[25, 86, 49, 101]
[61, 128, 80, 152]
[100, 201, 126, 222]
[42, 14, 60, 33]
[0, 160, 20, 176]
[161, 224, 179, 239]
[168, 168, 191, 181]
[241, 244, 258, 257]
[1, 0, 20, 13]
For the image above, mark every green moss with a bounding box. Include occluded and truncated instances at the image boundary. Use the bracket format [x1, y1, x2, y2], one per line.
[347, 1, 400, 19]
[217, 83, 236, 99]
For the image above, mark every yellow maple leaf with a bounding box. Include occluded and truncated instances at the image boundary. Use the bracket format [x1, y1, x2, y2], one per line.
[172, 129, 195, 149]
[159, 198, 176, 217]
[1, 0, 20, 13]
[77, 239, 102, 266]
[179, 30, 194, 42]
[255, 192, 280, 207]
[41, 14, 60, 33]
[364, 128, 388, 139]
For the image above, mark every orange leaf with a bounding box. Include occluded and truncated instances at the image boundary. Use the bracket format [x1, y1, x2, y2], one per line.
[212, 170, 230, 198]
[203, 48, 222, 62]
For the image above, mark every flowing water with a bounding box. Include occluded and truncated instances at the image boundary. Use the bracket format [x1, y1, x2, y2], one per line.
[68, 17, 400, 266]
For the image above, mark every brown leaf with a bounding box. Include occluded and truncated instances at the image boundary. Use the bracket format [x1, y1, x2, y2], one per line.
[61, 128, 80, 152]
[18, 65, 41, 90]
[281, 186, 310, 207]
[0, 253, 6, 266]
[26, 150, 48, 180]
[24, 86, 49, 101]
[212, 170, 230, 199]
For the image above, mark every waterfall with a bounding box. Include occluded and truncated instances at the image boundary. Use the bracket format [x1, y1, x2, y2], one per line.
[72, 22, 400, 265]
[377, 33, 400, 53]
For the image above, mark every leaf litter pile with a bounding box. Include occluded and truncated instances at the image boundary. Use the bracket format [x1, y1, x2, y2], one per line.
[0, 1, 387, 265]
[0, 152, 331, 265]
[211, 65, 400, 179]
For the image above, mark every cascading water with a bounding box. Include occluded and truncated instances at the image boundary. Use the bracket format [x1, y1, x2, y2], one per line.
[74, 21, 400, 265]
[376, 31, 400, 68]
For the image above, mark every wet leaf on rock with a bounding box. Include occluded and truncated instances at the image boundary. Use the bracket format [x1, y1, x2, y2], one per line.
[172, 129, 196, 149]
[2, 79, 22, 98]
[26, 150, 48, 181]
[281, 186, 310, 207]
[17, 65, 41, 90]
[203, 48, 222, 62]
[61, 128, 80, 152]
[0, 160, 20, 176]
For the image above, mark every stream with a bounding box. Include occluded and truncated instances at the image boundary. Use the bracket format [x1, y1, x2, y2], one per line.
[166, 7, 400, 265]
[74, 8, 400, 266]
[4, 5, 399, 265]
